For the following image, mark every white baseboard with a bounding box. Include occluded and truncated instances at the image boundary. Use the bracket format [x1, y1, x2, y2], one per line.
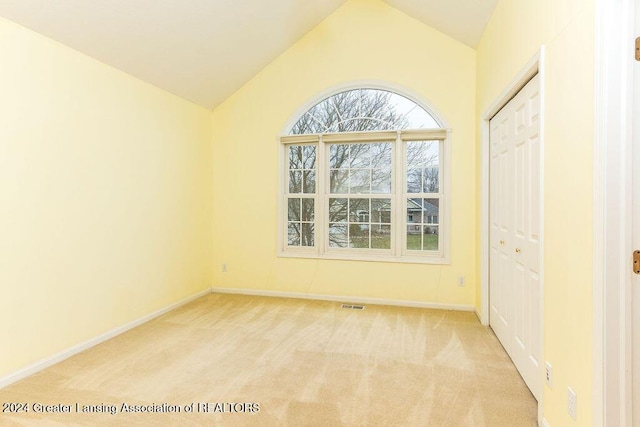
[0, 288, 211, 390]
[211, 287, 475, 312]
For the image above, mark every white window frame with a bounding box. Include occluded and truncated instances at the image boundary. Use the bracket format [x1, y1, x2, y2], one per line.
[278, 129, 451, 264]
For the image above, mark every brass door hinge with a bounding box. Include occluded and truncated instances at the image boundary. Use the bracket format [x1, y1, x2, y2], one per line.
[636, 37, 640, 61]
[634, 250, 640, 274]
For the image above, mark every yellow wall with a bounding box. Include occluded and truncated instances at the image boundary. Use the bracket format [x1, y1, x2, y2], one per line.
[476, 0, 594, 425]
[211, 0, 476, 307]
[0, 17, 213, 379]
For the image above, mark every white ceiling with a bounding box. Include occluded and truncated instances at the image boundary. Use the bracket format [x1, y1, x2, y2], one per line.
[0, 0, 497, 110]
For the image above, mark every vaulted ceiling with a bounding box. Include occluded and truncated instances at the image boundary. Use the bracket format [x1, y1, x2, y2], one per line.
[0, 0, 497, 109]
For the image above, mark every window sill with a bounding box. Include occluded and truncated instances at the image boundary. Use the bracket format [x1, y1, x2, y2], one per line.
[277, 250, 450, 265]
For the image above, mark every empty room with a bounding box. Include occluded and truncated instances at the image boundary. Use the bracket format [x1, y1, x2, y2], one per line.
[1, 0, 637, 426]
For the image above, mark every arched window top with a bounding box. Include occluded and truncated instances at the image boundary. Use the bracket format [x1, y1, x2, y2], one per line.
[289, 88, 440, 135]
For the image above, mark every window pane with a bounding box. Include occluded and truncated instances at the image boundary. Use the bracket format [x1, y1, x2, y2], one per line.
[350, 224, 370, 248]
[423, 142, 439, 167]
[330, 169, 349, 194]
[406, 198, 440, 223]
[302, 223, 315, 247]
[424, 167, 439, 193]
[423, 225, 439, 251]
[288, 223, 301, 246]
[406, 141, 423, 168]
[372, 225, 391, 249]
[289, 146, 303, 169]
[329, 224, 348, 247]
[329, 198, 348, 223]
[423, 198, 439, 219]
[407, 198, 422, 224]
[371, 143, 392, 168]
[406, 141, 440, 194]
[406, 225, 422, 250]
[370, 143, 392, 193]
[388, 92, 439, 128]
[302, 199, 314, 222]
[289, 170, 302, 193]
[290, 111, 327, 134]
[303, 145, 316, 169]
[371, 168, 391, 193]
[355, 118, 391, 131]
[349, 198, 369, 222]
[330, 145, 349, 169]
[287, 198, 300, 221]
[350, 144, 371, 168]
[371, 198, 391, 224]
[303, 170, 316, 193]
[425, 214, 439, 224]
[407, 140, 438, 166]
[349, 169, 370, 193]
[407, 168, 421, 193]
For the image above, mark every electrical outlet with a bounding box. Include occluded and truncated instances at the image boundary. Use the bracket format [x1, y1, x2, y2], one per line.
[457, 276, 465, 286]
[545, 362, 553, 388]
[222, 263, 227, 273]
[567, 387, 577, 420]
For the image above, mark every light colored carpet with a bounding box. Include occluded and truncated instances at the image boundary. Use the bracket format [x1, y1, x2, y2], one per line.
[0, 293, 537, 426]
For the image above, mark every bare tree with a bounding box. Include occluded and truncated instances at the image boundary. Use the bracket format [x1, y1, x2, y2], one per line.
[291, 89, 411, 135]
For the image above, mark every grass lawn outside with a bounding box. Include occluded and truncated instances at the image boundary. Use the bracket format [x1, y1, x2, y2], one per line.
[348, 233, 438, 250]
[406, 233, 438, 251]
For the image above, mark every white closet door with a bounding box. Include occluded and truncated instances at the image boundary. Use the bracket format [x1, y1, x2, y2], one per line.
[489, 74, 542, 400]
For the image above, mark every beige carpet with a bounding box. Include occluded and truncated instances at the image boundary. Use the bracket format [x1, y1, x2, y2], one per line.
[0, 293, 537, 426]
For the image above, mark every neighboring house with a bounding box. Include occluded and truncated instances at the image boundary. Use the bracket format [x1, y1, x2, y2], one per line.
[407, 198, 438, 234]
[343, 198, 438, 234]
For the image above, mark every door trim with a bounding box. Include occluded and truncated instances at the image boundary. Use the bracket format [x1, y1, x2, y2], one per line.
[479, 47, 545, 420]
[594, 0, 635, 425]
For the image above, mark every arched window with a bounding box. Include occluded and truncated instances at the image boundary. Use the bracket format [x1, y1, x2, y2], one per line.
[290, 89, 440, 134]
[280, 88, 450, 264]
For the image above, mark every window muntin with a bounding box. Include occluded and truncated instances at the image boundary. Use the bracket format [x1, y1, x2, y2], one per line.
[280, 89, 448, 264]
[404, 140, 441, 254]
[286, 144, 316, 247]
[288, 145, 316, 193]
[326, 140, 394, 251]
[328, 197, 392, 249]
[405, 198, 440, 251]
[329, 143, 392, 194]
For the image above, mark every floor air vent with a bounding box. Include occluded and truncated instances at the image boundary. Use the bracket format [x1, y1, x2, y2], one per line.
[341, 304, 365, 310]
